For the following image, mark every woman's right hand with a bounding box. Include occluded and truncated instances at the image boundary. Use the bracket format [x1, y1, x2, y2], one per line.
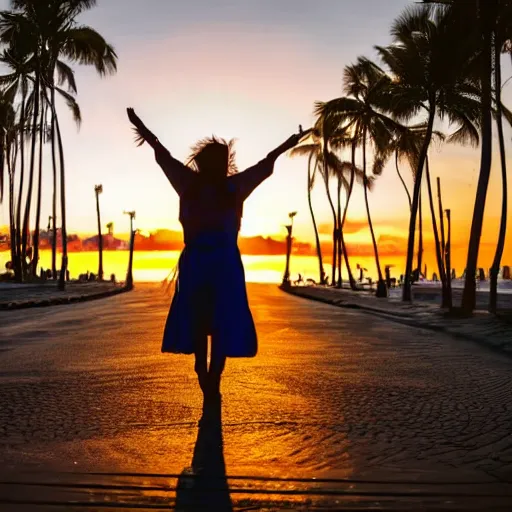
[127, 107, 158, 147]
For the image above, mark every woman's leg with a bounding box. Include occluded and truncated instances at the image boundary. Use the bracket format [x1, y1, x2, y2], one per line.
[194, 334, 209, 394]
[208, 335, 226, 396]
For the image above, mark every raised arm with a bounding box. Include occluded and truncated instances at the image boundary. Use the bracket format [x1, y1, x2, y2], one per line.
[231, 127, 311, 201]
[127, 108, 196, 196]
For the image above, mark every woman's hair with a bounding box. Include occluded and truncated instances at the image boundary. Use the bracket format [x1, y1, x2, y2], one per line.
[186, 136, 238, 178]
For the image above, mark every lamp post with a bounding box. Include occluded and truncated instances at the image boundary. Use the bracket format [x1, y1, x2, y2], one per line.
[282, 211, 297, 286]
[95, 184, 104, 281]
[124, 210, 136, 289]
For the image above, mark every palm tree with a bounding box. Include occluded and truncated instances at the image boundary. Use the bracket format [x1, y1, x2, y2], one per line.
[0, 47, 32, 281]
[0, 0, 118, 289]
[424, 0, 512, 315]
[489, 3, 512, 312]
[94, 183, 103, 280]
[315, 59, 397, 297]
[289, 139, 325, 284]
[292, 132, 363, 289]
[376, 4, 481, 301]
[330, 131, 364, 290]
[375, 123, 452, 300]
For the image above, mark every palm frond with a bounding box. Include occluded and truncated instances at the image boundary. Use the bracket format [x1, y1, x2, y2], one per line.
[446, 115, 479, 147]
[55, 86, 81, 127]
[501, 102, 512, 127]
[55, 59, 77, 93]
[289, 142, 321, 158]
[60, 25, 117, 76]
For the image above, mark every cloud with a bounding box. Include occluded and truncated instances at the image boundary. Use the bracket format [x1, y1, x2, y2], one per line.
[318, 218, 369, 235]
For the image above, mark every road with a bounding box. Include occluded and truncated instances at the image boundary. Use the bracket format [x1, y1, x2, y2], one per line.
[1, 283, 511, 510]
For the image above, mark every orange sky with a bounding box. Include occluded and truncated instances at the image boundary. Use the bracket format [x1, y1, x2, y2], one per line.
[0, 0, 511, 276]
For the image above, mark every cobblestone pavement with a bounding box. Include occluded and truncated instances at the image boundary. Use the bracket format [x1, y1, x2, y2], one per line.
[0, 281, 126, 309]
[0, 284, 511, 509]
[285, 285, 512, 355]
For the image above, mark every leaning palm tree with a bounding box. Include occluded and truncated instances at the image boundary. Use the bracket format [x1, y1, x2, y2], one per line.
[374, 123, 452, 303]
[315, 58, 397, 297]
[329, 130, 365, 290]
[292, 131, 362, 289]
[290, 134, 337, 287]
[289, 137, 325, 284]
[376, 4, 481, 302]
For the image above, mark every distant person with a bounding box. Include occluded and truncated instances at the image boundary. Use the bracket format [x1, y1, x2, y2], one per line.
[127, 107, 307, 400]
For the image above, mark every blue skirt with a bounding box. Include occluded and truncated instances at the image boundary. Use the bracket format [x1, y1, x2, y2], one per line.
[161, 235, 257, 357]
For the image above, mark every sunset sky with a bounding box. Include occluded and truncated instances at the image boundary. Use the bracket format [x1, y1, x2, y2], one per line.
[0, 0, 511, 274]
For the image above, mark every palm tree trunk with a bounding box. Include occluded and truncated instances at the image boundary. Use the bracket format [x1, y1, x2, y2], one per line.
[21, 71, 40, 280]
[445, 209, 452, 303]
[15, 92, 26, 283]
[54, 104, 68, 290]
[396, 151, 412, 210]
[402, 103, 436, 301]
[437, 177, 451, 308]
[461, 2, 494, 314]
[322, 139, 337, 287]
[336, 177, 343, 288]
[437, 177, 446, 264]
[96, 190, 103, 281]
[8, 149, 16, 275]
[489, 31, 507, 314]
[50, 88, 58, 280]
[338, 168, 357, 290]
[341, 141, 356, 227]
[324, 179, 337, 288]
[341, 142, 358, 291]
[32, 103, 46, 278]
[362, 128, 385, 297]
[425, 156, 448, 306]
[417, 190, 423, 281]
[307, 158, 324, 284]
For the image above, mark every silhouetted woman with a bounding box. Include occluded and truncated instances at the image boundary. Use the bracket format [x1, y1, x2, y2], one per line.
[127, 108, 307, 399]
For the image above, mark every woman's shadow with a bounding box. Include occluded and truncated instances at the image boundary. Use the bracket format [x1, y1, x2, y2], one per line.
[175, 395, 233, 511]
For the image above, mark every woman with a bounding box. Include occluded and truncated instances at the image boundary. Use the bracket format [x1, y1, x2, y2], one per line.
[127, 108, 307, 399]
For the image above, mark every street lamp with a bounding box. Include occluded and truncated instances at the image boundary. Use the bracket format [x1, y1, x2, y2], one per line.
[95, 184, 104, 281]
[282, 211, 297, 287]
[123, 210, 136, 289]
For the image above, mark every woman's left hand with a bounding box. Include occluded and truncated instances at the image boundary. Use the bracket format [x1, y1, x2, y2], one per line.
[281, 127, 312, 152]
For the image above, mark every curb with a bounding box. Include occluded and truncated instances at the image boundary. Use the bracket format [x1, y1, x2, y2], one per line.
[280, 285, 512, 358]
[0, 285, 132, 311]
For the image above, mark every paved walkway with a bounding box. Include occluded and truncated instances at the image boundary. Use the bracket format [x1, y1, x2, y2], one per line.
[1, 283, 511, 509]
[0, 281, 128, 310]
[283, 285, 512, 356]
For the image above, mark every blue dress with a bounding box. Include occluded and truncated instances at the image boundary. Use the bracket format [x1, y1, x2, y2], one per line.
[154, 144, 274, 358]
